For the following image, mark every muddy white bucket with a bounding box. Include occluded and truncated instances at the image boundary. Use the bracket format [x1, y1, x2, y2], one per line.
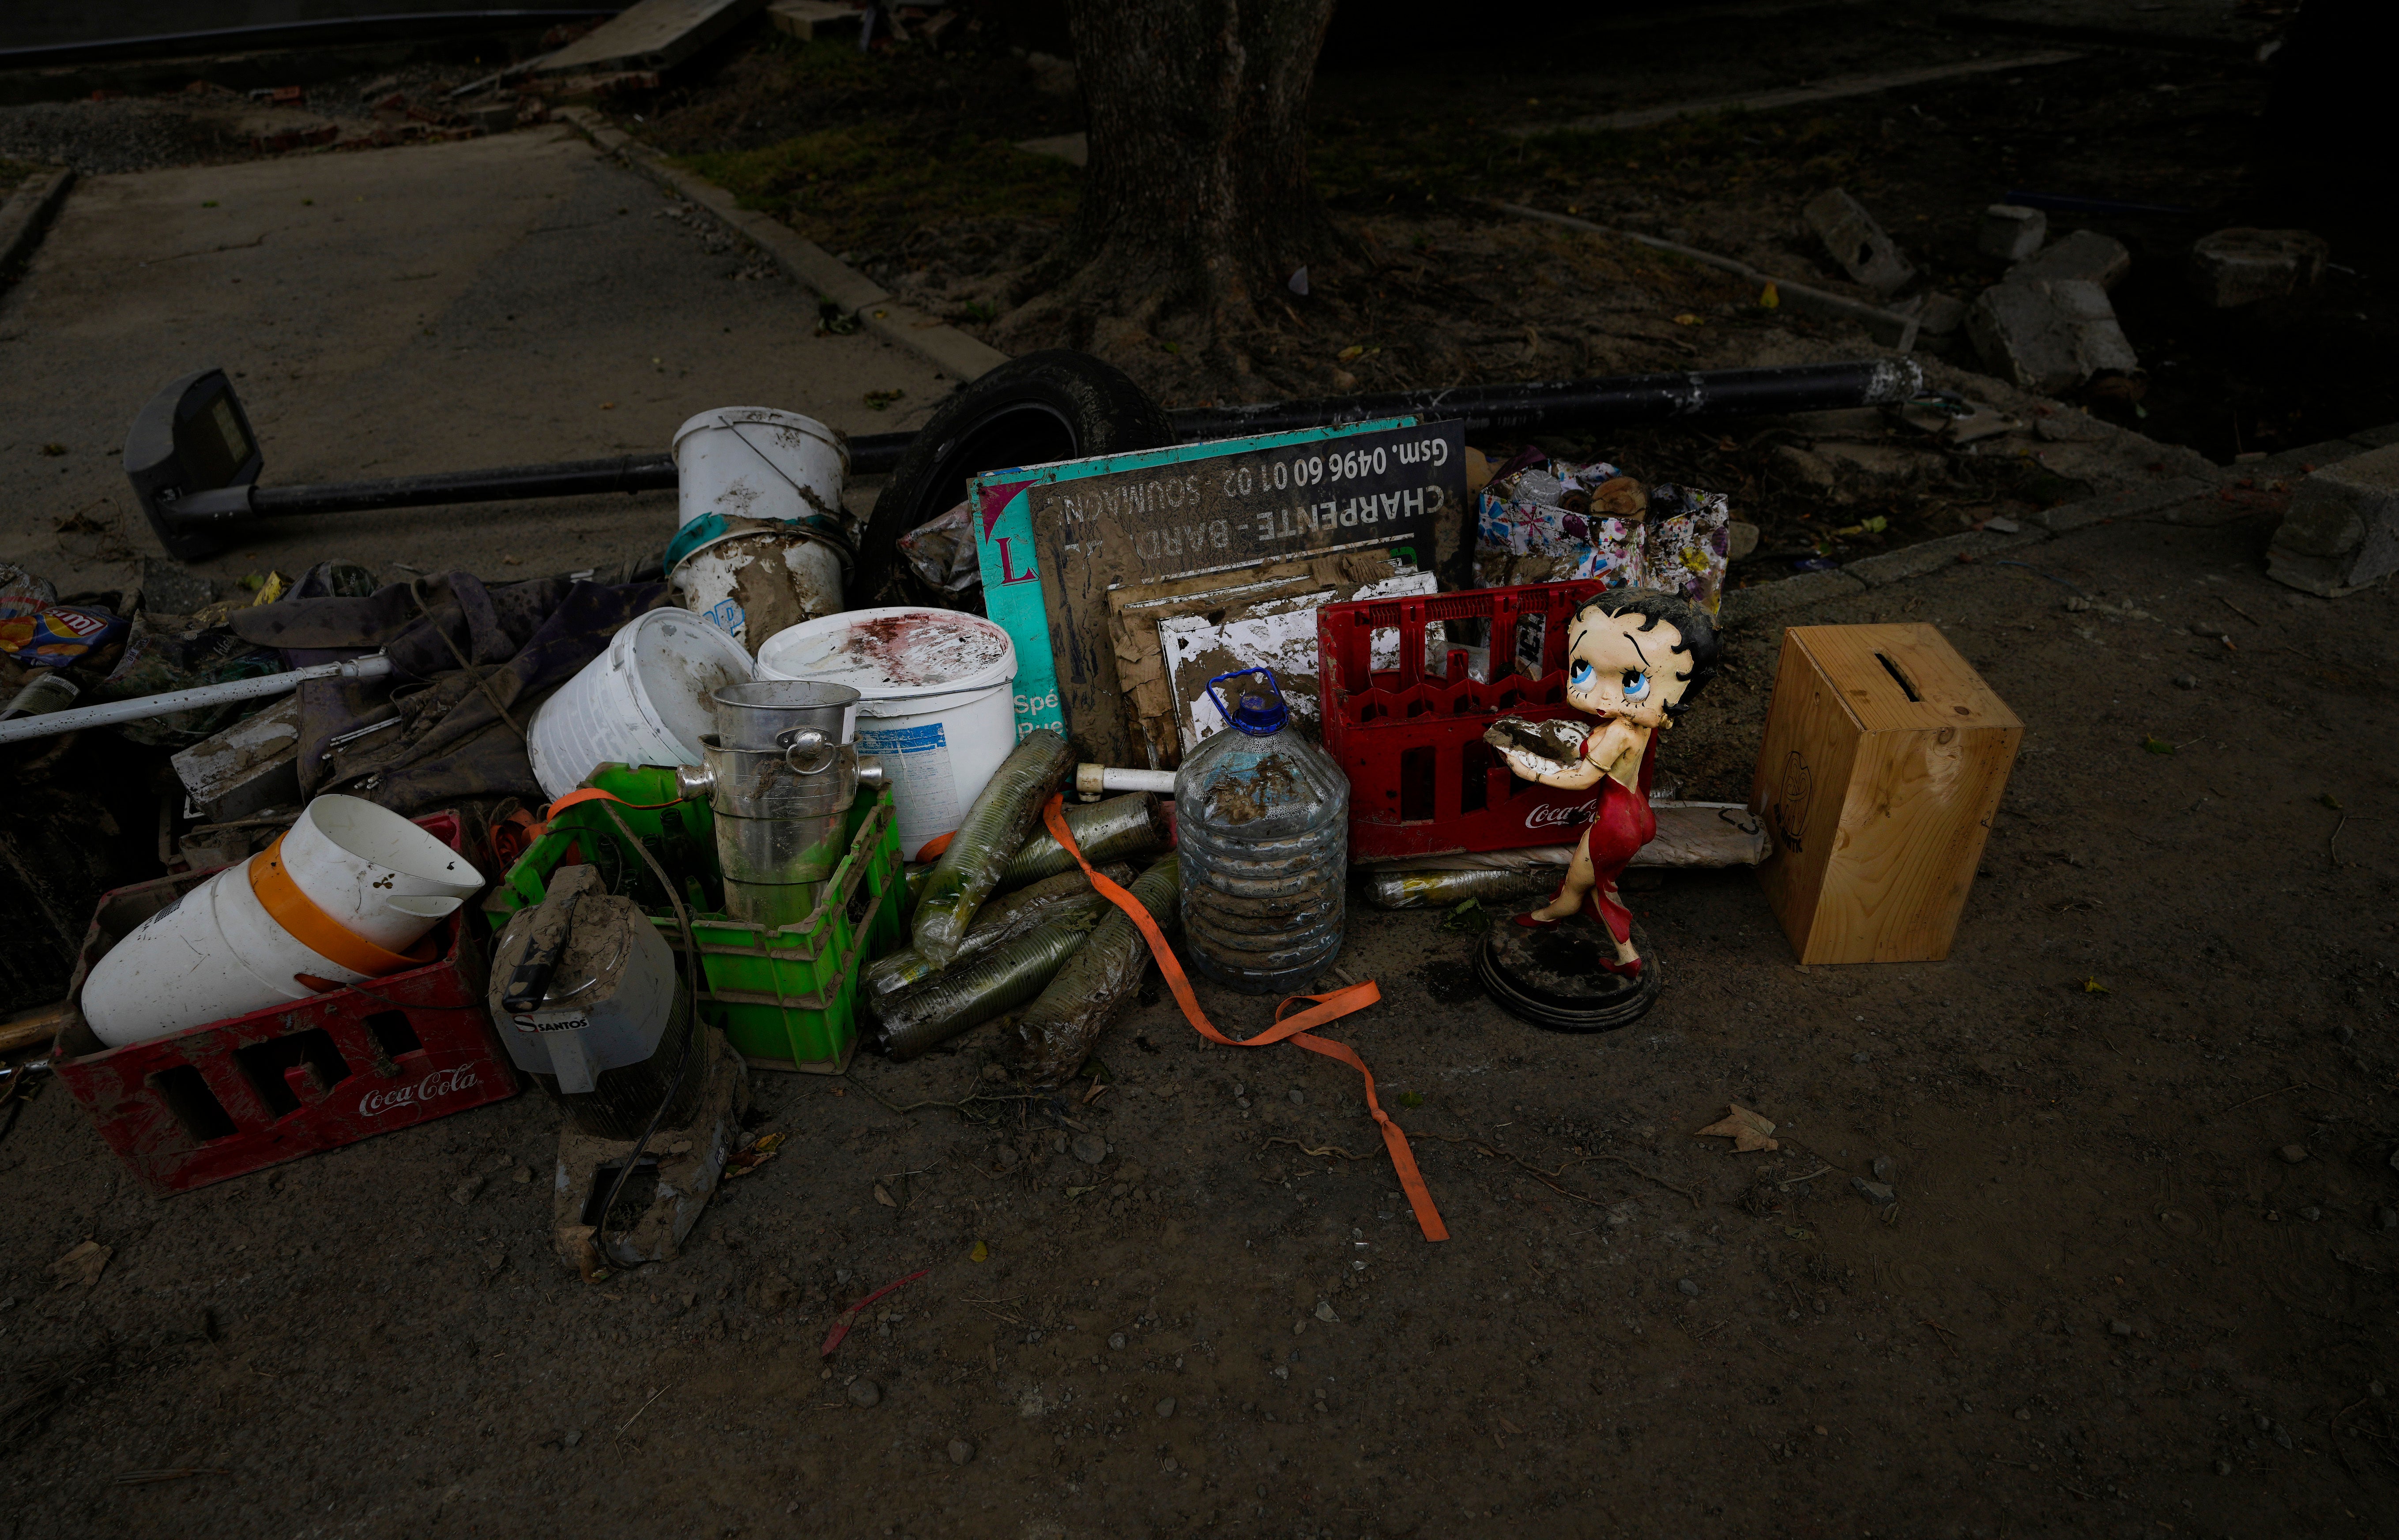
[528, 607, 756, 800]
[672, 407, 847, 530]
[78, 803, 484, 1049]
[78, 869, 308, 1047]
[754, 607, 1018, 860]
[669, 526, 847, 655]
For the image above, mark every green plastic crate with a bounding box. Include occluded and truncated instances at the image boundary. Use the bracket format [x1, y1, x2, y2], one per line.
[483, 764, 906, 1072]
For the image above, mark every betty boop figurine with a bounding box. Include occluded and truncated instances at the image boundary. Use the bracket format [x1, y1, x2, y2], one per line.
[1491, 589, 1720, 980]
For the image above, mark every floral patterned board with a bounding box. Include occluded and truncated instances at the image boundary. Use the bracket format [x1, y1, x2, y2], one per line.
[1476, 459, 1731, 617]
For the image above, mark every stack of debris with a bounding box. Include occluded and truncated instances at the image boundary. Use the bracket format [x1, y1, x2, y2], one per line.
[1964, 207, 2141, 400]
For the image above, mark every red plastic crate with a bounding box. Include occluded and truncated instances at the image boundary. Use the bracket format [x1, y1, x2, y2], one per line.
[1317, 579, 1609, 861]
[50, 813, 519, 1194]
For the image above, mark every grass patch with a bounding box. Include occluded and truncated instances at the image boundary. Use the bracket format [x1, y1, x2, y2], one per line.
[677, 127, 1077, 255]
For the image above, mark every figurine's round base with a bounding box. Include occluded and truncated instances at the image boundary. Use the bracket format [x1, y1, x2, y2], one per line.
[1476, 913, 1659, 1033]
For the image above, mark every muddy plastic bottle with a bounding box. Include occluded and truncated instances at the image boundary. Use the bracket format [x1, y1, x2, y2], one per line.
[1175, 668, 1349, 994]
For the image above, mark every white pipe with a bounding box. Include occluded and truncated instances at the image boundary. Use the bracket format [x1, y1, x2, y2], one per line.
[1075, 762, 1176, 796]
[0, 655, 394, 745]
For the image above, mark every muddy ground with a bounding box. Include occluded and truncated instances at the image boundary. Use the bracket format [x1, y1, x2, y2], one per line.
[1, 486, 2393, 1539]
[1, 7, 2395, 1537]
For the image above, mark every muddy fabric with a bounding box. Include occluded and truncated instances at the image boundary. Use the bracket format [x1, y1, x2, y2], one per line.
[227, 566, 667, 815]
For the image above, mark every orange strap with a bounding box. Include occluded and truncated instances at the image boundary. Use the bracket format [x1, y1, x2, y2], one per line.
[1040, 794, 1448, 1243]
[528, 786, 687, 842]
[249, 835, 433, 979]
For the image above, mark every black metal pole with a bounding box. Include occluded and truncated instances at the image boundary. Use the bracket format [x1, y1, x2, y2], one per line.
[250, 454, 683, 516]
[1164, 359, 1922, 442]
[222, 360, 1920, 522]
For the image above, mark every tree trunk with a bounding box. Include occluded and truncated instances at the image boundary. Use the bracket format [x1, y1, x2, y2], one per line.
[998, 0, 1341, 381]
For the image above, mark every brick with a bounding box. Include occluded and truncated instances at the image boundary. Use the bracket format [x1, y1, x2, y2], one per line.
[2187, 228, 2330, 308]
[1965, 279, 2139, 395]
[2005, 228, 2132, 291]
[2267, 444, 2399, 596]
[1976, 203, 2046, 261]
[1803, 188, 1914, 295]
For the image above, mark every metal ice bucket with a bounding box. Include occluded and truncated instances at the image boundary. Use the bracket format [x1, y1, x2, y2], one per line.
[675, 681, 881, 928]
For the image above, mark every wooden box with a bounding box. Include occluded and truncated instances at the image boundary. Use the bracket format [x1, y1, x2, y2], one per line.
[1748, 624, 2020, 964]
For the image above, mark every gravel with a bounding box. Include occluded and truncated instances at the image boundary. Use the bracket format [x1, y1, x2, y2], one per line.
[847, 1378, 882, 1408]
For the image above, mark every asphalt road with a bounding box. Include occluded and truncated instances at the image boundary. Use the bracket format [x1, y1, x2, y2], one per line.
[0, 123, 948, 595]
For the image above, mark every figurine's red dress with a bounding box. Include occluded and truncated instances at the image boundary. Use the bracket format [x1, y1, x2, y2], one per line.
[1568, 729, 1659, 948]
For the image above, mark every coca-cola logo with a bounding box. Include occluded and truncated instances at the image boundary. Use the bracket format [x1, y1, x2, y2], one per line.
[358, 1064, 479, 1117]
[1524, 801, 1594, 831]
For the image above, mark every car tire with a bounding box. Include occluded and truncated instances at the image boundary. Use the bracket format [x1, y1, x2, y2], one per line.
[854, 350, 1174, 606]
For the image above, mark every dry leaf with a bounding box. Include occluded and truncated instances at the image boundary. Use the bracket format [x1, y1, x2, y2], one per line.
[873, 1183, 897, 1208]
[723, 1132, 786, 1179]
[1695, 1104, 1779, 1153]
[48, 1240, 110, 1290]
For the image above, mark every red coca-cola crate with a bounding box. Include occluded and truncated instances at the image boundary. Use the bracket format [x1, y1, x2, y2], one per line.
[1317, 579, 1607, 861]
[49, 813, 519, 1194]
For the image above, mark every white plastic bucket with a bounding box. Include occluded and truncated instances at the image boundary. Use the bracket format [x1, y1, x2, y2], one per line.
[280, 794, 483, 949]
[754, 608, 1018, 860]
[78, 797, 488, 1048]
[79, 866, 367, 1049]
[528, 608, 756, 800]
[671, 407, 847, 530]
[669, 527, 847, 654]
[78, 869, 306, 1047]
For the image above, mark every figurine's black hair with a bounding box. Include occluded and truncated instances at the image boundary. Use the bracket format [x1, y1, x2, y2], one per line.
[1571, 588, 1721, 716]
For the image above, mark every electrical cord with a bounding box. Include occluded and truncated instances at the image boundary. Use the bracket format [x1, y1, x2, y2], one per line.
[587, 802, 704, 1269]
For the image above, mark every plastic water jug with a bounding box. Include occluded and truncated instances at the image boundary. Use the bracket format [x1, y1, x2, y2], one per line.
[1174, 668, 1349, 994]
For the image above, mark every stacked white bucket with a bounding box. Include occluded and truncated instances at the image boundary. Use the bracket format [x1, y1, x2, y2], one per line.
[525, 607, 756, 802]
[668, 407, 850, 652]
[80, 795, 485, 1048]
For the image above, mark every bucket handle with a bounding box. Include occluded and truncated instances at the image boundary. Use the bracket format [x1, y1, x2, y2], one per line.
[777, 727, 839, 775]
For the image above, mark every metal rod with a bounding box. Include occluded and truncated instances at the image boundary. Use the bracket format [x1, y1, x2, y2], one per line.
[0, 655, 394, 746]
[199, 361, 1918, 525]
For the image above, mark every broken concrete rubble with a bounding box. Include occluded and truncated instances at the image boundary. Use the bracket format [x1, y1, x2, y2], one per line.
[1803, 188, 1914, 295]
[2006, 229, 2132, 291]
[1966, 279, 2140, 396]
[2188, 228, 2330, 309]
[1976, 203, 2047, 261]
[1893, 290, 1967, 338]
[2267, 444, 2399, 597]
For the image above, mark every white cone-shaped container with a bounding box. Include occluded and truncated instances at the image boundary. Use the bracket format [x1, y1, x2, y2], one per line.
[281, 794, 482, 949]
[78, 869, 304, 1048]
[527, 607, 756, 800]
[79, 796, 486, 1049]
[672, 407, 847, 530]
[755, 607, 1019, 861]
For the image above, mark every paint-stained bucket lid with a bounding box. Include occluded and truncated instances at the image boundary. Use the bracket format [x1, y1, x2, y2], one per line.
[755, 606, 1016, 704]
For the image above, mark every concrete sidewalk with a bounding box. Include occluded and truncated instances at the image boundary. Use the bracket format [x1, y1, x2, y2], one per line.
[0, 124, 949, 593]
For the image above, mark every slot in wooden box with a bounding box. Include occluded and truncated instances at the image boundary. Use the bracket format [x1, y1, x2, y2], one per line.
[1748, 623, 2020, 964]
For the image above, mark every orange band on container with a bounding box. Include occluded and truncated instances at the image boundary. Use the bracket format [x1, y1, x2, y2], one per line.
[248, 835, 433, 979]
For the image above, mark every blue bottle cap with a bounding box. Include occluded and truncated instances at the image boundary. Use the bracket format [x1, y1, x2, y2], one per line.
[1205, 668, 1288, 737]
